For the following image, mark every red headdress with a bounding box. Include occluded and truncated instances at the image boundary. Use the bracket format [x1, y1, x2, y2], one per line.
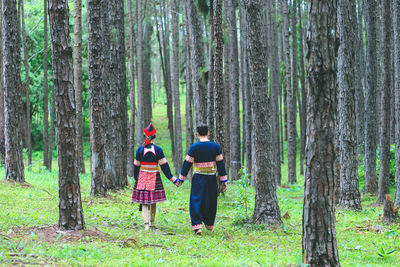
[144, 123, 157, 145]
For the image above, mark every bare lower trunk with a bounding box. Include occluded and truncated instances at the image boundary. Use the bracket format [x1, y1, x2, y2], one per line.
[364, 0, 378, 194]
[337, 0, 362, 210]
[377, 0, 392, 204]
[74, 0, 85, 174]
[394, 0, 400, 207]
[48, 0, 84, 230]
[3, 0, 25, 182]
[127, 0, 136, 177]
[302, 1, 340, 266]
[244, 0, 282, 226]
[298, 0, 306, 176]
[43, 0, 49, 169]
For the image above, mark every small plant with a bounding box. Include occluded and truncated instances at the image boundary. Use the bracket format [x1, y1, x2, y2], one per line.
[237, 168, 251, 217]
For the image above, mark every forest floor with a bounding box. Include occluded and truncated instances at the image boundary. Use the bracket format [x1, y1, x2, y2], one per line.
[1, 102, 400, 266]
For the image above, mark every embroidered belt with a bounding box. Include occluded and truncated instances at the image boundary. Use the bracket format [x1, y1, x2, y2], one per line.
[193, 166, 216, 175]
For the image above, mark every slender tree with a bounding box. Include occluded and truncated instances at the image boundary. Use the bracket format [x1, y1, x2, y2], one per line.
[184, 10, 194, 154]
[208, 0, 215, 139]
[48, 80, 56, 170]
[20, 0, 31, 166]
[302, 0, 340, 265]
[127, 0, 136, 177]
[186, 0, 207, 128]
[394, 0, 400, 207]
[0, 0, 4, 165]
[240, 3, 251, 176]
[266, 0, 281, 186]
[298, 0, 306, 175]
[290, 0, 298, 183]
[337, 0, 362, 210]
[282, 0, 296, 184]
[225, 0, 241, 181]
[88, 0, 106, 196]
[48, 0, 84, 230]
[136, 0, 144, 148]
[74, 0, 85, 174]
[244, 0, 282, 225]
[213, 0, 224, 153]
[43, 0, 49, 169]
[364, 0, 378, 194]
[103, 0, 128, 189]
[377, 0, 392, 204]
[171, 0, 182, 172]
[3, 0, 25, 182]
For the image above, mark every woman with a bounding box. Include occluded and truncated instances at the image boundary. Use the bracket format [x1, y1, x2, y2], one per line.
[132, 123, 179, 231]
[178, 125, 228, 235]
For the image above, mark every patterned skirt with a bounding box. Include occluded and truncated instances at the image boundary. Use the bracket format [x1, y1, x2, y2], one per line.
[132, 173, 166, 204]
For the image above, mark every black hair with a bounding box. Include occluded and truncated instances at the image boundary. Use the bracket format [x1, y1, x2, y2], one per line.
[143, 134, 156, 147]
[196, 125, 209, 136]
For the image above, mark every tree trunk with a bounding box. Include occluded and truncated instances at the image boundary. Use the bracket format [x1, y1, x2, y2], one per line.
[289, 0, 298, 184]
[225, 0, 241, 181]
[127, 0, 136, 178]
[136, 0, 144, 148]
[266, 0, 281, 186]
[43, 0, 49, 169]
[48, 0, 84, 230]
[337, 0, 362, 210]
[0, 0, 4, 166]
[184, 16, 194, 152]
[223, 41, 231, 177]
[171, 0, 182, 173]
[240, 3, 251, 176]
[73, 0, 85, 174]
[394, 0, 400, 207]
[88, 0, 106, 196]
[355, 0, 365, 150]
[364, 0, 378, 194]
[243, 0, 282, 226]
[20, 0, 31, 167]
[186, 0, 207, 128]
[298, 0, 306, 176]
[383, 195, 399, 223]
[48, 79, 56, 170]
[302, 0, 340, 266]
[281, 0, 295, 184]
[143, 20, 152, 125]
[208, 0, 214, 140]
[213, 0, 224, 156]
[377, 0, 391, 204]
[3, 0, 25, 182]
[103, 0, 128, 190]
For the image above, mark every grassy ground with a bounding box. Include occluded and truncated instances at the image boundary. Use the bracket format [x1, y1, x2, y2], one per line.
[1, 98, 400, 266]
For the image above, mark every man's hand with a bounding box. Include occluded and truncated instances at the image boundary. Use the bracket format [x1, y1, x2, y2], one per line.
[175, 180, 183, 187]
[221, 182, 228, 193]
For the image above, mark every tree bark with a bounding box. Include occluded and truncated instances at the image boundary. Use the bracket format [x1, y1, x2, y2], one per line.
[337, 0, 362, 210]
[243, 0, 282, 226]
[302, 0, 340, 266]
[20, 0, 31, 167]
[383, 195, 399, 223]
[281, 0, 296, 184]
[48, 78, 56, 170]
[298, 0, 306, 176]
[213, 0, 224, 155]
[127, 0, 136, 178]
[184, 16, 194, 152]
[225, 0, 241, 181]
[3, 0, 25, 182]
[364, 0, 378, 194]
[186, 0, 207, 128]
[208, 1, 215, 140]
[0, 0, 4, 166]
[103, 0, 128, 190]
[48, 0, 84, 230]
[266, 0, 281, 186]
[377, 0, 391, 204]
[43, 0, 49, 169]
[394, 0, 400, 207]
[73, 0, 85, 174]
[171, 0, 182, 173]
[240, 3, 251, 177]
[136, 0, 144, 148]
[88, 0, 106, 196]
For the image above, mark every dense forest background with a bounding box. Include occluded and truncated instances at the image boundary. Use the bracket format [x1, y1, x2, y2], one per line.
[1, 0, 400, 265]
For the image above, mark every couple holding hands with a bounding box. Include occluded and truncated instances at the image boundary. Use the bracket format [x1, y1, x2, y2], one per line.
[132, 123, 228, 235]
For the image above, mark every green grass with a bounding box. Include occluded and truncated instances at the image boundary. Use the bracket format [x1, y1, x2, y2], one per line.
[1, 97, 400, 266]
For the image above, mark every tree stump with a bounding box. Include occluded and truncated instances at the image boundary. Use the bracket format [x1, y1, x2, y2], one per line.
[383, 195, 399, 224]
